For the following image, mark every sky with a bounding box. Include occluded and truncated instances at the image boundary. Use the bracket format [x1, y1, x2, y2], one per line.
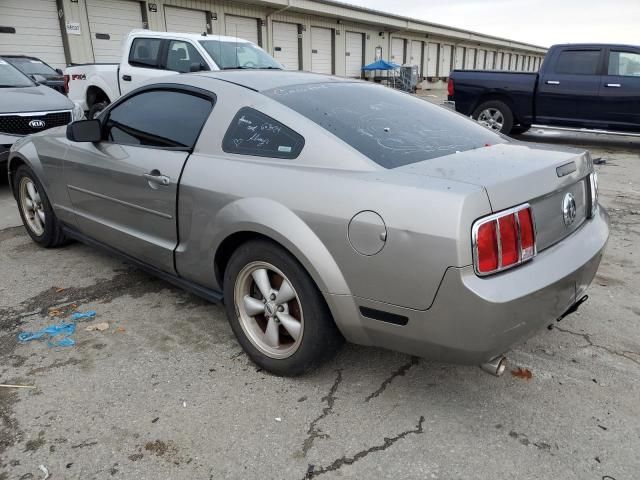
[344, 0, 640, 47]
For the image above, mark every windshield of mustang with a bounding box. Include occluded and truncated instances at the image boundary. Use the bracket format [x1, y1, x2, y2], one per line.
[265, 82, 507, 168]
[0, 60, 34, 88]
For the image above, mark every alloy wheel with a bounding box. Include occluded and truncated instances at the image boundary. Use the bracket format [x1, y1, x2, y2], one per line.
[477, 108, 505, 132]
[234, 261, 304, 359]
[19, 177, 45, 236]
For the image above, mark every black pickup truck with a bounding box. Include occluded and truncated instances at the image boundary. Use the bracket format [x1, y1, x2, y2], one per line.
[448, 43, 640, 135]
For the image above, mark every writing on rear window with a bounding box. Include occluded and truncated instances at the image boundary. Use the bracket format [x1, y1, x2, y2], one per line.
[222, 107, 304, 159]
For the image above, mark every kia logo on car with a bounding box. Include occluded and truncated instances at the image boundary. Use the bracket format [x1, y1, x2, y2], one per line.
[562, 192, 577, 227]
[29, 119, 46, 129]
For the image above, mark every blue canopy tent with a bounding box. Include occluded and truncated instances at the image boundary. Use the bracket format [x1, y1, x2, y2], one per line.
[362, 59, 401, 71]
[362, 59, 401, 86]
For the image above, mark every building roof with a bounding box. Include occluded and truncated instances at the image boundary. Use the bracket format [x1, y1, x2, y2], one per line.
[275, 0, 548, 52]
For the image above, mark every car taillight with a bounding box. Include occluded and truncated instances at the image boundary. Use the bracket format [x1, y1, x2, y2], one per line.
[447, 78, 454, 97]
[472, 204, 536, 276]
[63, 74, 70, 94]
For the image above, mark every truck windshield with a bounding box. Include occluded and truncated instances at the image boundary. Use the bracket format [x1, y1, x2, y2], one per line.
[265, 82, 507, 168]
[199, 40, 282, 70]
[0, 60, 34, 88]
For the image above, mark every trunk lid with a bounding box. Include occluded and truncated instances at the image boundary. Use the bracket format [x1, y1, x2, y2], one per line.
[398, 142, 594, 251]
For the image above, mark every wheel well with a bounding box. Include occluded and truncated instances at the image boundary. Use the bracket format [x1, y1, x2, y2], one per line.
[7, 156, 27, 199]
[473, 94, 520, 123]
[214, 231, 278, 287]
[86, 86, 109, 109]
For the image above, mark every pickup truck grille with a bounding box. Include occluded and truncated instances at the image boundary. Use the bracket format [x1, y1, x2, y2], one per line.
[0, 110, 72, 136]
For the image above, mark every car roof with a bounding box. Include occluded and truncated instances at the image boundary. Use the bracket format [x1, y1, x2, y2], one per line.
[192, 70, 359, 92]
[553, 43, 640, 49]
[128, 29, 253, 44]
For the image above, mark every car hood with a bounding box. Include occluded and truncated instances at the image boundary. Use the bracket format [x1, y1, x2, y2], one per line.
[396, 142, 591, 212]
[0, 84, 73, 114]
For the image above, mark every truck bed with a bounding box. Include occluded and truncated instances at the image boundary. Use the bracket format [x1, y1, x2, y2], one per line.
[65, 63, 120, 111]
[449, 70, 539, 125]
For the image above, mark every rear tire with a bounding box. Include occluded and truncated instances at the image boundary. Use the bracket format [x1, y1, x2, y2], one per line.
[14, 165, 67, 247]
[223, 239, 343, 376]
[87, 101, 108, 120]
[472, 100, 514, 134]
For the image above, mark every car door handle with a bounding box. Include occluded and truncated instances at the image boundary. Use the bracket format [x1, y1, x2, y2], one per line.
[546, 80, 560, 85]
[143, 172, 170, 186]
[122, 75, 131, 81]
[605, 83, 621, 88]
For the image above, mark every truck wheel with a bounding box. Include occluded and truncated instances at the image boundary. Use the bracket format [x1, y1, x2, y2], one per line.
[472, 100, 514, 134]
[14, 165, 67, 247]
[87, 101, 108, 120]
[223, 239, 343, 376]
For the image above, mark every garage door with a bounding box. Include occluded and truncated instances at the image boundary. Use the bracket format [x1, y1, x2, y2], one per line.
[87, 0, 143, 63]
[477, 49, 486, 69]
[426, 43, 438, 77]
[0, 0, 65, 69]
[454, 46, 464, 69]
[465, 48, 476, 69]
[409, 40, 422, 75]
[225, 15, 259, 45]
[344, 31, 363, 78]
[310, 27, 332, 75]
[440, 44, 452, 76]
[390, 38, 404, 64]
[164, 6, 207, 34]
[272, 21, 299, 70]
[486, 51, 495, 70]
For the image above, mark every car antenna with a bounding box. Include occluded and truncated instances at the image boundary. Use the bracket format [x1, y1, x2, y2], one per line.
[202, 31, 207, 36]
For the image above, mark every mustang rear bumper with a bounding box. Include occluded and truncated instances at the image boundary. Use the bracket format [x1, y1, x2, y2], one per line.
[325, 207, 609, 365]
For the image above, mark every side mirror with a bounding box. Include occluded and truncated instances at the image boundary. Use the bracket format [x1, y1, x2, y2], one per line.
[55, 68, 63, 75]
[66, 119, 102, 143]
[189, 62, 203, 72]
[32, 74, 47, 85]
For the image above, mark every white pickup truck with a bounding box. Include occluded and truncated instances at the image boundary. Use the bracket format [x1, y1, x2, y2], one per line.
[65, 30, 282, 118]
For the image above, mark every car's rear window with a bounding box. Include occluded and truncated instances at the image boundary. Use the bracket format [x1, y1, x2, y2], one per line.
[264, 82, 506, 168]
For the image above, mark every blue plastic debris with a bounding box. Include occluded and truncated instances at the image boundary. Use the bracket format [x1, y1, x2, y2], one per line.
[71, 310, 96, 321]
[17, 310, 98, 348]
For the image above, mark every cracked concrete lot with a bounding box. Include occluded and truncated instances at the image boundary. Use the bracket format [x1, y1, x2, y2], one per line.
[1, 113, 639, 479]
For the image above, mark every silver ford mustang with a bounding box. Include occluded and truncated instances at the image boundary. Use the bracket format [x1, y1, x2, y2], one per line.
[7, 71, 609, 376]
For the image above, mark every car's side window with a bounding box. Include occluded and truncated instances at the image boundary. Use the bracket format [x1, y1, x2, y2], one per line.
[166, 40, 208, 73]
[608, 51, 640, 77]
[222, 107, 305, 159]
[554, 50, 601, 75]
[128, 38, 163, 69]
[104, 90, 214, 149]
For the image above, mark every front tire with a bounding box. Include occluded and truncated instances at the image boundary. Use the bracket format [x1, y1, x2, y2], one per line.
[472, 100, 514, 134]
[223, 239, 343, 376]
[87, 101, 108, 120]
[14, 165, 67, 247]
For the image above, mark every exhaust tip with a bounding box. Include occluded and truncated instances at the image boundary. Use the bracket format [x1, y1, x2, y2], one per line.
[480, 355, 507, 377]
